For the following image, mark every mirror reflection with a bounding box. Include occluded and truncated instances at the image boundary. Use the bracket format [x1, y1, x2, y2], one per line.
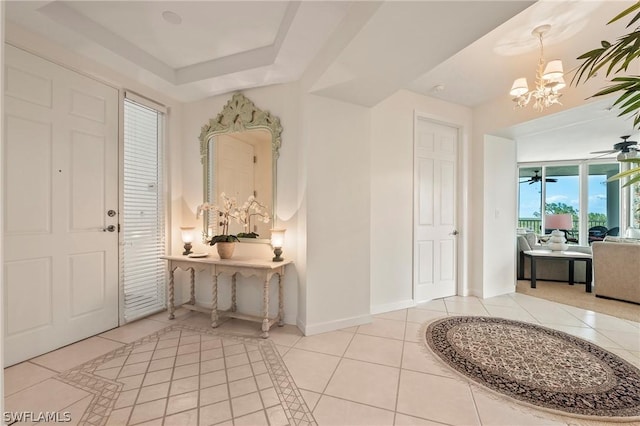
[199, 93, 282, 242]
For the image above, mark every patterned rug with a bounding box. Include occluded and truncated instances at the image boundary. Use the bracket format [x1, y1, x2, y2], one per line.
[55, 324, 316, 425]
[424, 316, 640, 421]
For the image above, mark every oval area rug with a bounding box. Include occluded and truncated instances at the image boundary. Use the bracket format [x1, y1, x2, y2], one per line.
[424, 316, 640, 421]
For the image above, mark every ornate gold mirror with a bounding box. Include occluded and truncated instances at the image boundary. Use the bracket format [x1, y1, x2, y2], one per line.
[199, 93, 282, 242]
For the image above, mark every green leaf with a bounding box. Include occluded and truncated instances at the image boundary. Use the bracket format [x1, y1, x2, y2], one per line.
[601, 40, 612, 48]
[608, 1, 640, 24]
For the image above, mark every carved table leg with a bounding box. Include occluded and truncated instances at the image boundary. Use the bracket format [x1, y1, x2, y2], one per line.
[189, 267, 196, 304]
[261, 276, 270, 338]
[211, 273, 219, 328]
[231, 273, 237, 312]
[168, 266, 176, 320]
[278, 273, 284, 326]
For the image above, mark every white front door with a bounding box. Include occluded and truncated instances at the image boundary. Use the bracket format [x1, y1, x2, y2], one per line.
[4, 46, 119, 366]
[414, 118, 458, 302]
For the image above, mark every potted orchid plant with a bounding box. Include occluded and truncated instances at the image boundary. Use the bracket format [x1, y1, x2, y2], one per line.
[237, 195, 271, 238]
[196, 193, 272, 258]
[197, 193, 240, 258]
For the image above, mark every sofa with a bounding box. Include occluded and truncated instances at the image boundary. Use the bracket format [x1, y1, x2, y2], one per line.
[592, 240, 640, 304]
[517, 233, 591, 283]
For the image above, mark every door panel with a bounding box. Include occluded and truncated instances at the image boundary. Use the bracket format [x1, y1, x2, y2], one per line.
[414, 119, 458, 302]
[3, 45, 119, 366]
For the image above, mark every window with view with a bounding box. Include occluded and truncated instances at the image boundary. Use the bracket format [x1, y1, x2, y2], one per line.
[518, 162, 621, 245]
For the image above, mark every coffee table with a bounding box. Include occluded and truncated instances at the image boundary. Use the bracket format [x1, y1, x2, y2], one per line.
[520, 250, 593, 293]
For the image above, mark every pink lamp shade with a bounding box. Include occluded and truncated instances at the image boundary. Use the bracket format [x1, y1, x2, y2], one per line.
[545, 214, 572, 230]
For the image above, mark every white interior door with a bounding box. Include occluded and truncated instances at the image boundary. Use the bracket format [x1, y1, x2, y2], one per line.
[3, 45, 119, 366]
[216, 136, 255, 235]
[414, 118, 458, 302]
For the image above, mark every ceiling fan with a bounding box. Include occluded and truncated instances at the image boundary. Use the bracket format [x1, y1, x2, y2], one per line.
[519, 170, 557, 185]
[590, 135, 639, 160]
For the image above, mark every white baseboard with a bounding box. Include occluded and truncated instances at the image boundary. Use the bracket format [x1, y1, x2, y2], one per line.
[302, 314, 372, 336]
[370, 299, 415, 315]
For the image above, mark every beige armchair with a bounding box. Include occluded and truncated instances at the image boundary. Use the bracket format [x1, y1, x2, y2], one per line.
[592, 241, 640, 304]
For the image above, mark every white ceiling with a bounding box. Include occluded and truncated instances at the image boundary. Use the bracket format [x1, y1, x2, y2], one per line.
[4, 0, 639, 154]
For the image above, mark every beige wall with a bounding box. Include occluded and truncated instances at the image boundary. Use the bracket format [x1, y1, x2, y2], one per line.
[370, 90, 473, 310]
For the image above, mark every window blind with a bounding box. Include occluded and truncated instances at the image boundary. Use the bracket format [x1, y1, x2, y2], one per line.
[122, 98, 166, 322]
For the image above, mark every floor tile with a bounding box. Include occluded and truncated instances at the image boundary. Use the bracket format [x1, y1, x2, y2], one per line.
[404, 321, 423, 343]
[137, 382, 170, 404]
[444, 301, 490, 316]
[170, 375, 199, 396]
[231, 391, 264, 417]
[313, 395, 395, 426]
[482, 305, 539, 323]
[266, 324, 304, 347]
[200, 400, 232, 424]
[9, 294, 638, 426]
[344, 333, 404, 367]
[374, 309, 407, 321]
[406, 308, 445, 324]
[299, 389, 322, 412]
[472, 388, 566, 425]
[163, 408, 198, 426]
[480, 294, 522, 308]
[4, 379, 89, 415]
[266, 405, 289, 426]
[128, 398, 167, 425]
[3, 361, 57, 396]
[64, 394, 93, 426]
[30, 337, 124, 372]
[595, 328, 640, 351]
[578, 313, 640, 332]
[100, 319, 170, 344]
[414, 299, 447, 312]
[357, 317, 406, 340]
[401, 342, 457, 379]
[394, 413, 448, 425]
[324, 358, 400, 410]
[292, 330, 354, 356]
[234, 409, 269, 426]
[282, 348, 340, 393]
[396, 369, 480, 425]
[166, 390, 199, 415]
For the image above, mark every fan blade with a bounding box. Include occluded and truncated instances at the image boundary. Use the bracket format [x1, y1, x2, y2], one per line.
[590, 149, 617, 154]
[545, 178, 558, 183]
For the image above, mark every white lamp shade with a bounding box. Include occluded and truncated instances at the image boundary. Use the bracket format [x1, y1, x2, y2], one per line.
[549, 76, 566, 91]
[510, 78, 529, 96]
[180, 227, 195, 243]
[270, 229, 286, 248]
[542, 60, 564, 80]
[545, 214, 572, 230]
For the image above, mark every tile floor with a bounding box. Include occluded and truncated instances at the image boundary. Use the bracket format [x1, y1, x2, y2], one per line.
[4, 290, 640, 426]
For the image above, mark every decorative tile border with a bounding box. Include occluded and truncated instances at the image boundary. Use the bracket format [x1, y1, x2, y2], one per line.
[55, 324, 316, 425]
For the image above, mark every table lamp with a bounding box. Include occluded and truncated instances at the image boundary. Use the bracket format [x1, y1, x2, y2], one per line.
[270, 229, 286, 262]
[180, 227, 195, 255]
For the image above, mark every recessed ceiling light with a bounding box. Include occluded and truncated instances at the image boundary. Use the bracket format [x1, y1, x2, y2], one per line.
[162, 10, 182, 25]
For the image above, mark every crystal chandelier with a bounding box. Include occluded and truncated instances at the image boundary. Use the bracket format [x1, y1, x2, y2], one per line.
[510, 25, 565, 112]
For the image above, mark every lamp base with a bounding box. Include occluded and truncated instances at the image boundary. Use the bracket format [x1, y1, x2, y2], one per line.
[183, 242, 193, 256]
[272, 247, 283, 262]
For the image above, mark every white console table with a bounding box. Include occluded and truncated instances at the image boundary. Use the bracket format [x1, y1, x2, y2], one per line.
[161, 255, 293, 338]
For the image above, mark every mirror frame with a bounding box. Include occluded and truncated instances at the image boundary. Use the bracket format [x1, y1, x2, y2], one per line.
[198, 93, 282, 242]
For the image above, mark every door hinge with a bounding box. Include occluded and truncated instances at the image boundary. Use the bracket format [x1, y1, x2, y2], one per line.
[253, 190, 257, 197]
[253, 156, 257, 164]
[118, 223, 121, 232]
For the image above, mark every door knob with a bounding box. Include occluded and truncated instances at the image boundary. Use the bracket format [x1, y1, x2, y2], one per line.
[450, 230, 459, 236]
[107, 209, 117, 217]
[103, 225, 116, 232]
